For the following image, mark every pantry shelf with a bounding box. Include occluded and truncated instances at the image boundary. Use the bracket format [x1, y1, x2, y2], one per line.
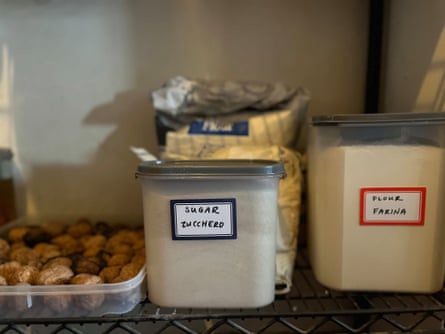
[1, 250, 445, 334]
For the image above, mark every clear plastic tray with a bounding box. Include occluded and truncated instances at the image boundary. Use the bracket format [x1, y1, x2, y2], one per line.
[0, 217, 146, 318]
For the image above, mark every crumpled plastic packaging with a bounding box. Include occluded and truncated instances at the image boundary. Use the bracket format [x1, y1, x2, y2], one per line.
[152, 76, 311, 157]
[152, 75, 300, 125]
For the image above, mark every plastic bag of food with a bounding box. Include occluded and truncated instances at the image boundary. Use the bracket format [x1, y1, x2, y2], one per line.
[152, 76, 310, 158]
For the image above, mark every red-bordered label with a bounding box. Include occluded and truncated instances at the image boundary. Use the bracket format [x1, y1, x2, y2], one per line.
[360, 187, 426, 226]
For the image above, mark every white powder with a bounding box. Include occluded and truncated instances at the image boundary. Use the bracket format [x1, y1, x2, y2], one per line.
[308, 144, 445, 292]
[140, 176, 280, 308]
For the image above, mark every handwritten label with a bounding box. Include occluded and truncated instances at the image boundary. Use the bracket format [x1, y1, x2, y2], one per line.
[170, 198, 237, 240]
[360, 187, 426, 226]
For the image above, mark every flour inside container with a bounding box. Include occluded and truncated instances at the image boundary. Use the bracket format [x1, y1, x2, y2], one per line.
[309, 143, 445, 292]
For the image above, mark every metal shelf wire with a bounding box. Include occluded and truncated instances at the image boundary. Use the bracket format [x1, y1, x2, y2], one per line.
[1, 250, 445, 333]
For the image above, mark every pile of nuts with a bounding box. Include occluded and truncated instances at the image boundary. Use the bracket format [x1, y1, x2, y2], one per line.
[0, 218, 146, 312]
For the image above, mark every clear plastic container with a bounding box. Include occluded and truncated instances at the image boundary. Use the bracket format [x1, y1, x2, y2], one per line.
[136, 159, 285, 308]
[0, 217, 146, 317]
[308, 112, 445, 293]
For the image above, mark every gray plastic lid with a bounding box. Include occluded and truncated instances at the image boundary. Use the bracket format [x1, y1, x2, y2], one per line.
[0, 148, 12, 160]
[136, 159, 285, 177]
[312, 112, 445, 126]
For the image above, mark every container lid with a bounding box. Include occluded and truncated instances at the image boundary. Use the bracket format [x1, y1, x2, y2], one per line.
[136, 159, 285, 177]
[0, 148, 12, 161]
[312, 112, 445, 127]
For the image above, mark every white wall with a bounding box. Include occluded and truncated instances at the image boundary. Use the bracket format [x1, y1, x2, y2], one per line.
[382, 0, 445, 114]
[0, 0, 369, 221]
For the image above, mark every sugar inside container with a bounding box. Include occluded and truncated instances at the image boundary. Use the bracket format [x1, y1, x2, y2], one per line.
[136, 159, 285, 308]
[308, 112, 445, 293]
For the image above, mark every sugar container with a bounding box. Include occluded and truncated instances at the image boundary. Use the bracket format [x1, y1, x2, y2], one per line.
[308, 112, 445, 293]
[136, 159, 284, 308]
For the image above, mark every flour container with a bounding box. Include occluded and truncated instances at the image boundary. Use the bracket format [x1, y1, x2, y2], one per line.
[136, 159, 285, 308]
[308, 112, 445, 293]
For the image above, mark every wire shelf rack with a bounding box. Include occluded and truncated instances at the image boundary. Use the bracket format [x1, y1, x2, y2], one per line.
[1, 250, 445, 334]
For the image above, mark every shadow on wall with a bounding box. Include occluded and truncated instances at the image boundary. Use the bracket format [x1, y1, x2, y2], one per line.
[24, 90, 156, 223]
[414, 27, 445, 113]
[9, 0, 368, 220]
[6, 1, 166, 220]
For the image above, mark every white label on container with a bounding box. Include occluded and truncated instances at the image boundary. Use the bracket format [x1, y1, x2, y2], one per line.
[360, 187, 426, 226]
[170, 198, 237, 240]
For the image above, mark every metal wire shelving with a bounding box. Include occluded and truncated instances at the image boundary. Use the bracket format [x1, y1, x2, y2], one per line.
[1, 250, 445, 334]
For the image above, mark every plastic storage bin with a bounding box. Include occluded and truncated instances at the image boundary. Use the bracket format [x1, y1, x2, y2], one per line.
[0, 217, 146, 318]
[136, 159, 285, 308]
[308, 112, 445, 293]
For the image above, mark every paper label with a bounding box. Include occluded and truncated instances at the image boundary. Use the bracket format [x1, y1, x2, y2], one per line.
[170, 198, 237, 240]
[360, 187, 426, 226]
[188, 120, 248, 136]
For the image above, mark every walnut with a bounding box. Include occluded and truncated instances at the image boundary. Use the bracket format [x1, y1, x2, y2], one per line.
[51, 234, 84, 256]
[112, 262, 140, 283]
[23, 227, 52, 247]
[9, 247, 41, 267]
[43, 294, 72, 313]
[8, 227, 30, 243]
[41, 221, 66, 237]
[9, 242, 26, 252]
[37, 265, 73, 285]
[86, 254, 107, 269]
[0, 261, 21, 283]
[108, 264, 143, 304]
[109, 229, 140, 245]
[42, 256, 72, 270]
[106, 253, 132, 267]
[67, 218, 93, 238]
[50, 233, 74, 247]
[0, 238, 10, 259]
[71, 274, 104, 310]
[80, 234, 106, 250]
[100, 251, 112, 264]
[83, 246, 103, 258]
[99, 266, 121, 283]
[9, 265, 39, 285]
[132, 238, 145, 251]
[33, 243, 61, 263]
[71, 273, 103, 285]
[104, 241, 133, 256]
[131, 254, 146, 269]
[72, 256, 101, 275]
[93, 221, 114, 237]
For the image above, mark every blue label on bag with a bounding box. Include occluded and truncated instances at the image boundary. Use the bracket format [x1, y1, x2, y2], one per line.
[188, 120, 248, 136]
[170, 198, 237, 240]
